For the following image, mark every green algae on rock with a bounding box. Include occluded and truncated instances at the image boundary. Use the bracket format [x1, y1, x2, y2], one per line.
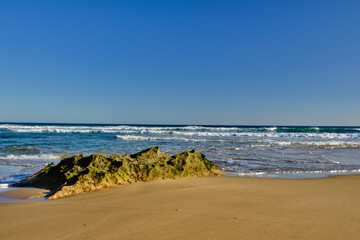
[14, 147, 220, 199]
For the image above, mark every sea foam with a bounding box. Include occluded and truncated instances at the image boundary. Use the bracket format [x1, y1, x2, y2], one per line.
[0, 154, 60, 160]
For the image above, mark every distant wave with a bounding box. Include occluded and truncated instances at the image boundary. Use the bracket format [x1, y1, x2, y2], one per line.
[8, 123, 359, 139]
[165, 131, 360, 139]
[1, 124, 359, 134]
[0, 124, 267, 134]
[6, 122, 358, 145]
[277, 127, 360, 133]
[116, 135, 265, 144]
[116, 134, 360, 149]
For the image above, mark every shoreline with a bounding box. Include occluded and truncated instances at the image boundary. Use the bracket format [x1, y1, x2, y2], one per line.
[1, 172, 360, 201]
[0, 187, 49, 201]
[1, 175, 359, 239]
[1, 171, 359, 201]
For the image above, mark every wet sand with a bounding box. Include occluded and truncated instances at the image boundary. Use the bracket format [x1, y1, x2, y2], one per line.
[0, 175, 359, 240]
[0, 187, 49, 200]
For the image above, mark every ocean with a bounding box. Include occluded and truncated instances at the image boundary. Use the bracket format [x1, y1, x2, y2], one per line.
[0, 122, 360, 184]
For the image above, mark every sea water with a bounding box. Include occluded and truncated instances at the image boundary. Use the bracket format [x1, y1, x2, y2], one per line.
[0, 123, 359, 184]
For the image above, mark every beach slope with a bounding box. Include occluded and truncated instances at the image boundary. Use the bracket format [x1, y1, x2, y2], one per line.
[1, 175, 359, 240]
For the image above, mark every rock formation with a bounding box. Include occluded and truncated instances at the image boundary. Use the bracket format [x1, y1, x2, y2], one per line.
[14, 147, 219, 199]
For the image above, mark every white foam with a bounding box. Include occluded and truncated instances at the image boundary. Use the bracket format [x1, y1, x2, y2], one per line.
[265, 127, 277, 131]
[2, 124, 360, 142]
[0, 124, 282, 135]
[0, 154, 60, 160]
[267, 140, 360, 147]
[275, 169, 360, 174]
[235, 172, 266, 176]
[117, 135, 152, 141]
[0, 124, 238, 133]
[0, 184, 9, 188]
[164, 131, 360, 140]
[115, 133, 360, 147]
[116, 135, 192, 142]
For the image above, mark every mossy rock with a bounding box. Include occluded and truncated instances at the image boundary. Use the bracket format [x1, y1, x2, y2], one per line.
[14, 147, 220, 199]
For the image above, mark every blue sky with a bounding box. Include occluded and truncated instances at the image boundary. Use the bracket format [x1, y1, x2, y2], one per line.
[0, 0, 359, 125]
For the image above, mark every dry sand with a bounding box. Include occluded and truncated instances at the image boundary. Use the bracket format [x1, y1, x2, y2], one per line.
[0, 175, 359, 240]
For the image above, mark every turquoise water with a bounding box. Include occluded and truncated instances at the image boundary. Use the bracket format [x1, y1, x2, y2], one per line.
[0, 123, 360, 183]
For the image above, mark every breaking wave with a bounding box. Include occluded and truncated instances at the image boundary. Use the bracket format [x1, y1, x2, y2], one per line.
[0, 154, 60, 160]
[231, 169, 360, 177]
[1, 124, 360, 135]
[116, 135, 192, 142]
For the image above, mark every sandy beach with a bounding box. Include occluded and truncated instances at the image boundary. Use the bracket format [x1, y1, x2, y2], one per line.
[0, 175, 359, 240]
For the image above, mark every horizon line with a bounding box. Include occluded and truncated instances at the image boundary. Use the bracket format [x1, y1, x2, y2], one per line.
[0, 121, 359, 128]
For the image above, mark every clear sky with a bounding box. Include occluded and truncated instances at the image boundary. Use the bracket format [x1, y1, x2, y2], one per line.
[0, 0, 359, 125]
